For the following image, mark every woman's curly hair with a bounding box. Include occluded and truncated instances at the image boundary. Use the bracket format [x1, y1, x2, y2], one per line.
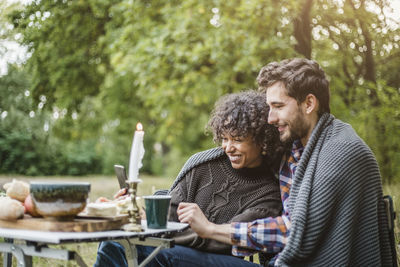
[207, 90, 283, 166]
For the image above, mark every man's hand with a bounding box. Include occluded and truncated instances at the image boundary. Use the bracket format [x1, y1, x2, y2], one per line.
[177, 202, 214, 238]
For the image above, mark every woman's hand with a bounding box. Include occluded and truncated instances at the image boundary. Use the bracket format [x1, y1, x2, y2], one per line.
[177, 202, 234, 245]
[95, 196, 111, 203]
[177, 202, 214, 238]
[113, 188, 127, 199]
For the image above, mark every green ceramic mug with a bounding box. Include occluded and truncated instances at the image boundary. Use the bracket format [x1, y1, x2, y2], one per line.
[143, 195, 171, 229]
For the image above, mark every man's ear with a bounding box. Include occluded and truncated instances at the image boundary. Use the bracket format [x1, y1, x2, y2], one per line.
[304, 94, 318, 114]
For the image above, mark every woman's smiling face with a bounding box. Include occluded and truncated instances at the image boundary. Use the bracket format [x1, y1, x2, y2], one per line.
[221, 133, 263, 169]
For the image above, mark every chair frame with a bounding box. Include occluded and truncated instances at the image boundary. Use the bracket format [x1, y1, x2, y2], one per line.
[384, 195, 398, 267]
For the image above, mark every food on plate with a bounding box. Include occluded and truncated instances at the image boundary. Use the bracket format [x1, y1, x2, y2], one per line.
[84, 195, 135, 217]
[115, 196, 132, 214]
[85, 202, 118, 217]
[3, 179, 30, 202]
[0, 196, 25, 220]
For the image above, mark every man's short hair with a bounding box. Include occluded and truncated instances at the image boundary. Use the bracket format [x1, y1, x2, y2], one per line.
[257, 58, 330, 116]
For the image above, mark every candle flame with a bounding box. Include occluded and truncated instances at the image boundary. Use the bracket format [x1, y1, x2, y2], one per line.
[136, 122, 143, 131]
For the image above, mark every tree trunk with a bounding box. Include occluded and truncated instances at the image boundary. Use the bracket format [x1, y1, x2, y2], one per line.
[293, 0, 313, 59]
[348, 0, 391, 182]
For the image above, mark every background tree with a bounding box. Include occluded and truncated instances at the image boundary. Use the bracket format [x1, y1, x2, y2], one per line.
[309, 0, 400, 182]
[3, 0, 399, 182]
[0, 65, 102, 175]
[97, 0, 295, 173]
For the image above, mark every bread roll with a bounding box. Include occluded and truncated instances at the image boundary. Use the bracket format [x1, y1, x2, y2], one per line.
[3, 179, 30, 202]
[0, 197, 25, 220]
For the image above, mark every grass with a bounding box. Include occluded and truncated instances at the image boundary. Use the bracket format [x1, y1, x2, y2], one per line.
[0, 175, 399, 266]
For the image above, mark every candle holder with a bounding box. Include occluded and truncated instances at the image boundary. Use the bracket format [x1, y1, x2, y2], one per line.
[122, 180, 143, 232]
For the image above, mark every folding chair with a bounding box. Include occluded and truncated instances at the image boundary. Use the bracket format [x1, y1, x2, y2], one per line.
[383, 195, 398, 267]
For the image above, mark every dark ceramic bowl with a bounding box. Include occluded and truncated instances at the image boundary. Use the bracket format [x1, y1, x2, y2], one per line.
[30, 181, 91, 219]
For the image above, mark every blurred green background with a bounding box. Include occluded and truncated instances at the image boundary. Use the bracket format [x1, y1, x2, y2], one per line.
[0, 0, 399, 184]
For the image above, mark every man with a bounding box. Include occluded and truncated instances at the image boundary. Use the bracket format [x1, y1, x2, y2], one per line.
[151, 58, 393, 266]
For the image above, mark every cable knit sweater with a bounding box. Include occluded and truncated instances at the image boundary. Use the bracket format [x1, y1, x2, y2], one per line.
[277, 113, 393, 266]
[168, 147, 282, 255]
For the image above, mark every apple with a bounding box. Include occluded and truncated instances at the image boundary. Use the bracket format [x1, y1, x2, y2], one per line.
[24, 194, 41, 217]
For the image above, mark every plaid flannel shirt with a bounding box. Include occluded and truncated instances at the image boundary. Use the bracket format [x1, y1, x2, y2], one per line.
[231, 140, 304, 257]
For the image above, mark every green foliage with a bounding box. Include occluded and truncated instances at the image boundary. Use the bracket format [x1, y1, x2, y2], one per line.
[311, 0, 400, 182]
[0, 65, 102, 175]
[344, 81, 400, 183]
[9, 0, 112, 110]
[96, 0, 295, 175]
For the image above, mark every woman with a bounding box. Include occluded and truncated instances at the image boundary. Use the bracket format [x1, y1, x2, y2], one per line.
[166, 90, 283, 254]
[95, 90, 283, 266]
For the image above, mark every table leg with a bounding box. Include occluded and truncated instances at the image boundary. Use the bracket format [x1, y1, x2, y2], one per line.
[0, 244, 32, 267]
[0, 242, 88, 267]
[117, 239, 138, 267]
[3, 252, 12, 267]
[72, 252, 88, 267]
[2, 255, 10, 267]
[116, 237, 174, 267]
[3, 238, 13, 267]
[138, 245, 163, 267]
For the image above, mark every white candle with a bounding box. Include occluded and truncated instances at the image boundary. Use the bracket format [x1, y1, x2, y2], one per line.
[128, 122, 145, 181]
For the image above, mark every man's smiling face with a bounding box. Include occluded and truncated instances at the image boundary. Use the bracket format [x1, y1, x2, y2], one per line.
[266, 82, 310, 144]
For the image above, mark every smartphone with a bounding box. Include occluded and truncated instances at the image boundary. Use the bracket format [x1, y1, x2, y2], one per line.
[114, 165, 128, 189]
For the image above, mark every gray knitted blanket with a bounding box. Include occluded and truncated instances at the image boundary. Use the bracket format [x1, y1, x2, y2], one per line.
[277, 113, 393, 266]
[168, 147, 225, 193]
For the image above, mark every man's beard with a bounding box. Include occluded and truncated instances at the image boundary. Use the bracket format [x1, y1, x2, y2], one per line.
[281, 108, 309, 144]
